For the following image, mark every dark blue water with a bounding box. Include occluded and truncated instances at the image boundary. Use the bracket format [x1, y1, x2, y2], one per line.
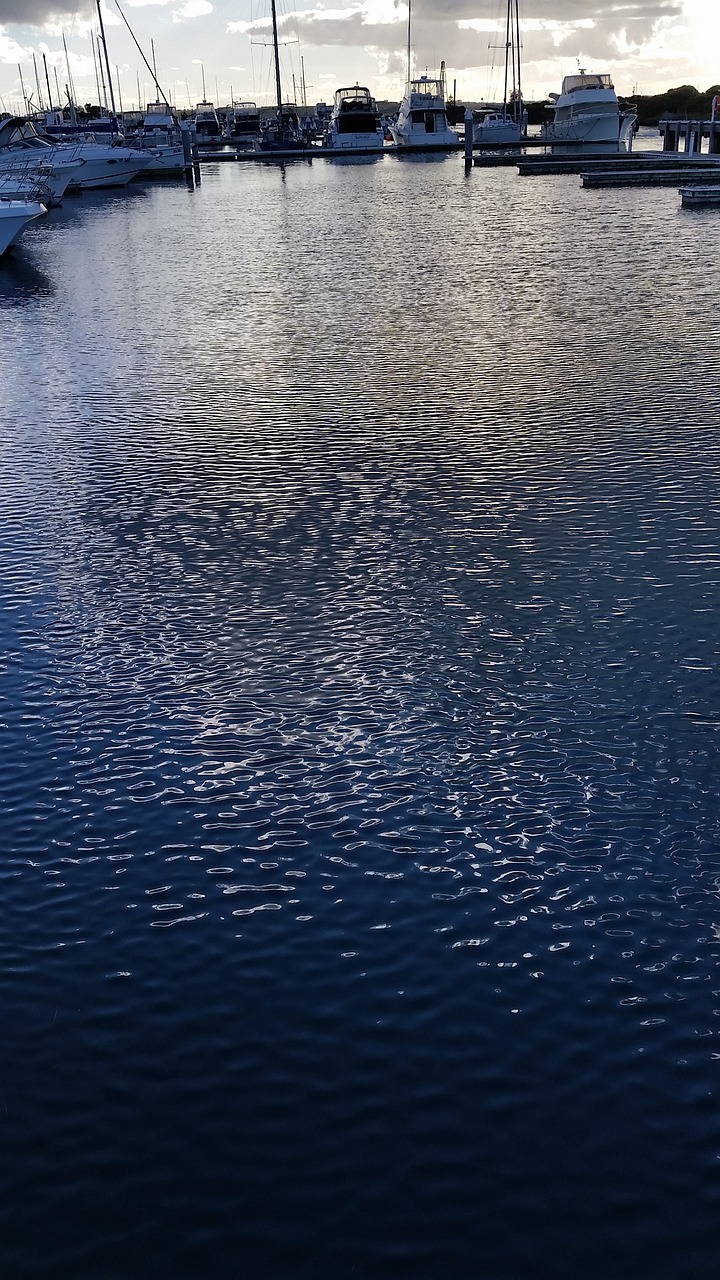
[2, 154, 720, 1278]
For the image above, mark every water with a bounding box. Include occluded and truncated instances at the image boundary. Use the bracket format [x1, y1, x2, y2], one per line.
[2, 152, 720, 1278]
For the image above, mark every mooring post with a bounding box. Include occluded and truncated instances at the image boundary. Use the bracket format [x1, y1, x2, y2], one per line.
[464, 108, 473, 170]
[180, 122, 194, 186]
[189, 122, 201, 183]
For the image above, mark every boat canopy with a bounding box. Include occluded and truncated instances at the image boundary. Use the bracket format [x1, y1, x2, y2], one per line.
[561, 73, 613, 93]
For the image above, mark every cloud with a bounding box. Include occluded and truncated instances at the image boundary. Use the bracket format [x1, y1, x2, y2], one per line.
[0, 0, 93, 22]
[172, 0, 211, 18]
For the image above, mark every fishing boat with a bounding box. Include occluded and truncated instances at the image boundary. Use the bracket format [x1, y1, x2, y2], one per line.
[473, 0, 526, 146]
[541, 70, 637, 146]
[0, 197, 46, 257]
[324, 85, 384, 151]
[389, 0, 456, 148]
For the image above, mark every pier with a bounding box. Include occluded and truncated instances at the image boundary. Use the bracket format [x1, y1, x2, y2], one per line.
[659, 118, 720, 155]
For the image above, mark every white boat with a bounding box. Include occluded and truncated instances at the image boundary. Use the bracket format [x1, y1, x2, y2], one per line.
[0, 153, 84, 204]
[473, 0, 526, 146]
[126, 103, 186, 175]
[324, 85, 385, 150]
[226, 102, 262, 145]
[541, 71, 637, 146]
[194, 101, 222, 141]
[0, 197, 46, 257]
[390, 76, 458, 148]
[0, 116, 152, 189]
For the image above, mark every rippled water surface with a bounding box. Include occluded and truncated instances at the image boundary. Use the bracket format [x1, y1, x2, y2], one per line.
[3, 154, 720, 1278]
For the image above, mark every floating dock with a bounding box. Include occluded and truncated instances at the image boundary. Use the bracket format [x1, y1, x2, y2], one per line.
[582, 164, 720, 189]
[679, 185, 720, 207]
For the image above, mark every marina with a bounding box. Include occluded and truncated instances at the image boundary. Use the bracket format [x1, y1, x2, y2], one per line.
[3, 2, 720, 1277]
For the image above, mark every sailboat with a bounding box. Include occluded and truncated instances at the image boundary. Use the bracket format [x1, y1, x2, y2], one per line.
[256, 0, 307, 152]
[473, 0, 527, 146]
[389, 0, 457, 148]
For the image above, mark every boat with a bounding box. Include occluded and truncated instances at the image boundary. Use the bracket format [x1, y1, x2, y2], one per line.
[0, 197, 46, 257]
[389, 0, 457, 148]
[390, 75, 458, 148]
[194, 101, 222, 141]
[0, 152, 85, 204]
[125, 102, 186, 175]
[0, 116, 152, 189]
[324, 85, 385, 151]
[226, 102, 262, 145]
[473, 0, 526, 147]
[541, 70, 637, 146]
[255, 0, 307, 154]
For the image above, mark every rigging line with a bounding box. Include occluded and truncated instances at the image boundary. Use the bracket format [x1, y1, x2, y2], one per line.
[113, 0, 171, 108]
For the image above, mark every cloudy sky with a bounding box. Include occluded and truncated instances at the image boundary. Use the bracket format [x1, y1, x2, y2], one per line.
[0, 0, 716, 114]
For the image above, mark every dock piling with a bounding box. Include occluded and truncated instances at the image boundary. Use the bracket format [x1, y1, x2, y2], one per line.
[464, 109, 473, 171]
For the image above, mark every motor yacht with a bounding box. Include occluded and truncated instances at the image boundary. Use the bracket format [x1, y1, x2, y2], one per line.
[0, 116, 152, 189]
[541, 71, 637, 146]
[226, 102, 262, 146]
[324, 85, 385, 150]
[194, 102, 222, 141]
[0, 197, 46, 257]
[390, 76, 458, 148]
[126, 103, 186, 175]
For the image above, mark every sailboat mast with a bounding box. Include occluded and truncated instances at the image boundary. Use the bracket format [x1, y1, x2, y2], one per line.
[503, 0, 510, 117]
[406, 0, 411, 87]
[514, 0, 522, 117]
[96, 0, 118, 117]
[270, 0, 283, 118]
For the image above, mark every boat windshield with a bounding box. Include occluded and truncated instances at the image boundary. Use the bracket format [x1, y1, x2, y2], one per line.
[561, 73, 613, 92]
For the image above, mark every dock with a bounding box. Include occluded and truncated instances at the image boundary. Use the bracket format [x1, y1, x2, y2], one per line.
[679, 185, 720, 207]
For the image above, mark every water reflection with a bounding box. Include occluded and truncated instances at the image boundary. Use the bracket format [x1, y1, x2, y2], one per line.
[2, 157, 720, 1280]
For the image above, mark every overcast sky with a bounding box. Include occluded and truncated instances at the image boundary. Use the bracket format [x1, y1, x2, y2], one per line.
[0, 0, 716, 114]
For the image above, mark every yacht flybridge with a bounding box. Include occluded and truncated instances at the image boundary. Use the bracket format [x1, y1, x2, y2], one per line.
[324, 86, 384, 150]
[541, 71, 637, 146]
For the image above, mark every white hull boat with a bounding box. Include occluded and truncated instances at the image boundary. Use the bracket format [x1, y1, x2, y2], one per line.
[125, 104, 187, 176]
[0, 198, 46, 256]
[0, 117, 152, 189]
[541, 72, 637, 146]
[473, 110, 525, 146]
[390, 75, 458, 148]
[0, 156, 85, 204]
[473, 0, 526, 147]
[324, 85, 385, 150]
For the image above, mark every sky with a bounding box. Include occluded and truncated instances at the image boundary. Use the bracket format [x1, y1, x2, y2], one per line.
[0, 0, 717, 115]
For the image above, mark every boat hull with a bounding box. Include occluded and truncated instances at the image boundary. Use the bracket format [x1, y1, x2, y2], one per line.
[542, 114, 623, 144]
[0, 200, 46, 256]
[473, 121, 523, 145]
[324, 132, 384, 150]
